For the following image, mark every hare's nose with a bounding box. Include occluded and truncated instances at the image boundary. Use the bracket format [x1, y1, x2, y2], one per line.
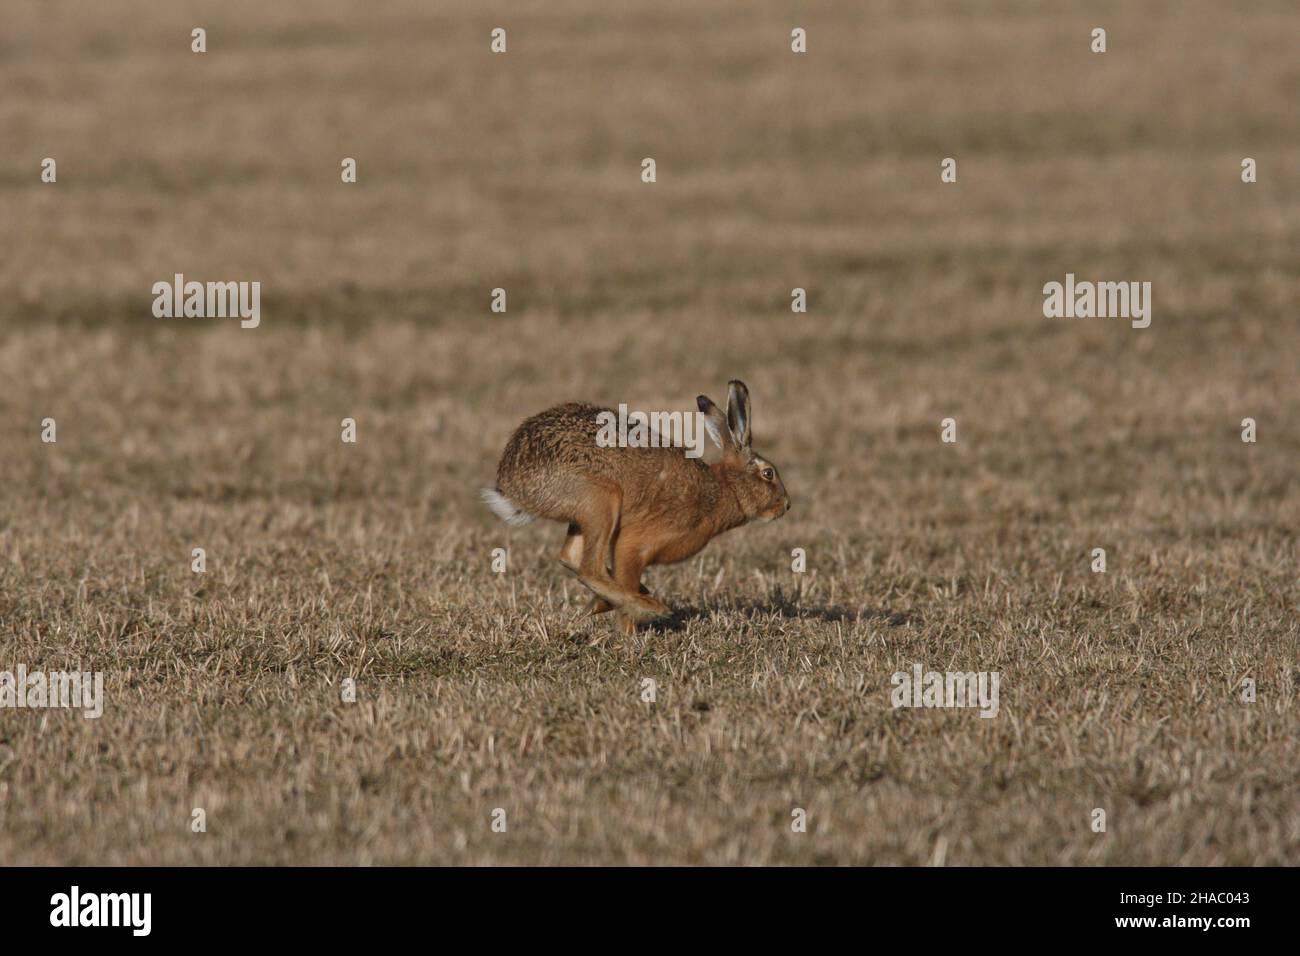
[783, 496, 792, 512]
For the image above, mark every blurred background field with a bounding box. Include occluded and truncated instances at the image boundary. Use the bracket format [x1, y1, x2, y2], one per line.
[0, 0, 1296, 864]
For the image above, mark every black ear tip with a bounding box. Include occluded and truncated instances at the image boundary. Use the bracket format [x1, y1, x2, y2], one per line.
[696, 395, 712, 412]
[728, 379, 748, 393]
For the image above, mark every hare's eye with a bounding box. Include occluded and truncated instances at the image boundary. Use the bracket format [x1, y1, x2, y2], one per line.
[761, 467, 775, 481]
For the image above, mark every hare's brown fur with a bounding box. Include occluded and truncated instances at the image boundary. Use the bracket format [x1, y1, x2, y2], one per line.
[484, 382, 790, 633]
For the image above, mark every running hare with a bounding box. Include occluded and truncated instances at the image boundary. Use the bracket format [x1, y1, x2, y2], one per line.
[482, 380, 791, 633]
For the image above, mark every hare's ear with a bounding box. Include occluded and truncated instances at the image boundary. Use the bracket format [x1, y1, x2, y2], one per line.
[726, 380, 751, 449]
[697, 394, 730, 450]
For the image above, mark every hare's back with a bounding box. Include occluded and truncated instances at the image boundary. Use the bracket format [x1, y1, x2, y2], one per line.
[497, 402, 690, 488]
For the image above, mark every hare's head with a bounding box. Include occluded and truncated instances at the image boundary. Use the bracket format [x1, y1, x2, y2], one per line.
[698, 380, 791, 523]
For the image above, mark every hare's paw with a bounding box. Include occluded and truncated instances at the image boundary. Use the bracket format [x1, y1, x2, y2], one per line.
[625, 594, 671, 623]
[580, 596, 615, 617]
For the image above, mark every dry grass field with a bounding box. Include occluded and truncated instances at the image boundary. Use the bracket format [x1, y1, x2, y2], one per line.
[1, 0, 1297, 865]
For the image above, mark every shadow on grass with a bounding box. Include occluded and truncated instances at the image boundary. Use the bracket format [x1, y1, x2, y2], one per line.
[646, 595, 914, 633]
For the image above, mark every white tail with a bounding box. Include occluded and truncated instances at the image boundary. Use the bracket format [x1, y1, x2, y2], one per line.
[480, 487, 536, 526]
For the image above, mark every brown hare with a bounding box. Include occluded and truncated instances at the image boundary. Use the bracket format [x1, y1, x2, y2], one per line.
[482, 380, 791, 633]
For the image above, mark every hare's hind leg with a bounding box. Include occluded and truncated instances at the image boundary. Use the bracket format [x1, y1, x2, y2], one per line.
[558, 523, 584, 572]
[611, 529, 669, 634]
[559, 523, 615, 616]
[566, 486, 662, 622]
